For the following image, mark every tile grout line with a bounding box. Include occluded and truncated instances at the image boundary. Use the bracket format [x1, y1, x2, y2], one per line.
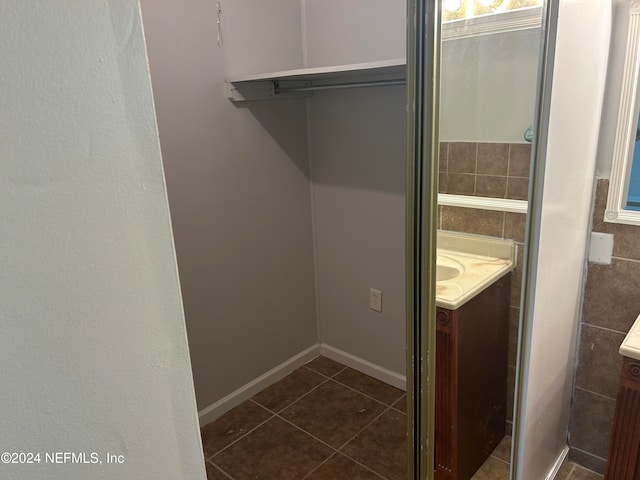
[205, 361, 403, 479]
[204, 364, 340, 462]
[205, 408, 276, 461]
[329, 377, 405, 410]
[209, 460, 236, 480]
[573, 385, 617, 402]
[580, 321, 629, 336]
[276, 403, 394, 480]
[300, 451, 339, 480]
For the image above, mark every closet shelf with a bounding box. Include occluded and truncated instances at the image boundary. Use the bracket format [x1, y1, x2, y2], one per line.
[225, 6, 542, 103]
[225, 59, 406, 103]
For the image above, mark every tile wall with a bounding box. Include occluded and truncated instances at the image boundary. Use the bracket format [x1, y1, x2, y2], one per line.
[438, 141, 531, 430]
[569, 179, 640, 474]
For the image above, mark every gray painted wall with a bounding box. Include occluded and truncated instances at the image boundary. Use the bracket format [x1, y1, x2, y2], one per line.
[140, 0, 318, 409]
[309, 87, 407, 374]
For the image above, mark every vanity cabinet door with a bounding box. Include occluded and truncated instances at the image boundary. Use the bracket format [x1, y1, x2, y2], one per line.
[435, 275, 511, 480]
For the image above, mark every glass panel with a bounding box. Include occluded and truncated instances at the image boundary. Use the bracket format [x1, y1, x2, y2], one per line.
[432, 2, 547, 478]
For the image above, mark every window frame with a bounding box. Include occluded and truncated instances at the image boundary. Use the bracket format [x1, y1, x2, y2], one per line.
[605, 0, 640, 225]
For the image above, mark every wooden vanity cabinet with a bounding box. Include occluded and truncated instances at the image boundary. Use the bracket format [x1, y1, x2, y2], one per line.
[434, 275, 511, 480]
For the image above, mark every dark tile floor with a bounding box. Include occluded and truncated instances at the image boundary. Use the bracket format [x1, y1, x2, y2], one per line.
[201, 355, 603, 480]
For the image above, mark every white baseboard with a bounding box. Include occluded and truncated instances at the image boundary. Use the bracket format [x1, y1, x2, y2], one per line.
[319, 343, 406, 391]
[198, 343, 320, 427]
[546, 445, 570, 480]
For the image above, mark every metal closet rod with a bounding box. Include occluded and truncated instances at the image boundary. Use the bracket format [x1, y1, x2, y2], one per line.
[274, 78, 406, 94]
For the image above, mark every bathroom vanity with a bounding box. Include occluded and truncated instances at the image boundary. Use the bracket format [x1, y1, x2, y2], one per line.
[434, 232, 515, 480]
[605, 314, 640, 479]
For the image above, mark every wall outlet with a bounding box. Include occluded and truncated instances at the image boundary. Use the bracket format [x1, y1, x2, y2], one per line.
[370, 288, 382, 312]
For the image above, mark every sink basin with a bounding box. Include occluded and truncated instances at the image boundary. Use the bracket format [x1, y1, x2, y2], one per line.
[436, 264, 461, 281]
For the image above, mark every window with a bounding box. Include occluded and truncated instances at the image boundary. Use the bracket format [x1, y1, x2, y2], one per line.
[605, 1, 640, 225]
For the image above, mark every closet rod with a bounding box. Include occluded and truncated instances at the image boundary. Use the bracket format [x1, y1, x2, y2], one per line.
[274, 78, 405, 94]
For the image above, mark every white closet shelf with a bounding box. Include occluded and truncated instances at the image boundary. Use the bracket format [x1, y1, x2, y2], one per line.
[225, 6, 542, 103]
[225, 59, 406, 102]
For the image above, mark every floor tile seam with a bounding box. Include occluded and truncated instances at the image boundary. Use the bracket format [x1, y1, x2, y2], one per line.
[303, 364, 348, 379]
[579, 321, 628, 336]
[565, 464, 576, 477]
[300, 451, 339, 480]
[208, 460, 236, 480]
[490, 454, 510, 466]
[328, 376, 404, 409]
[272, 375, 334, 414]
[274, 411, 340, 452]
[206, 408, 276, 461]
[568, 445, 608, 462]
[571, 464, 605, 478]
[389, 405, 407, 416]
[335, 405, 394, 452]
[573, 385, 616, 402]
[336, 450, 390, 480]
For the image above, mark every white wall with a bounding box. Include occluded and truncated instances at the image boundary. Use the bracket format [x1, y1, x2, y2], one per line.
[441, 30, 542, 143]
[515, 2, 611, 478]
[0, 2, 205, 479]
[139, 0, 318, 410]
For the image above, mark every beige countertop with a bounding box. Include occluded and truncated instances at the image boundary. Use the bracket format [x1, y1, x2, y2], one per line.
[620, 314, 640, 360]
[435, 231, 516, 310]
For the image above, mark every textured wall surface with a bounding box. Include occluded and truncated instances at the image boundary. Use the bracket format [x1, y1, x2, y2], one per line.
[0, 2, 205, 479]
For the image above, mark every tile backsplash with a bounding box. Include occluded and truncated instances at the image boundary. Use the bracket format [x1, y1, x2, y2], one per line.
[439, 142, 531, 200]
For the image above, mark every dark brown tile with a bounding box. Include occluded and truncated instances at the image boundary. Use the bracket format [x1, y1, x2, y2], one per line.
[334, 368, 404, 405]
[570, 464, 604, 479]
[280, 380, 386, 448]
[569, 388, 616, 460]
[591, 179, 609, 231]
[306, 453, 383, 480]
[477, 143, 509, 176]
[212, 417, 333, 480]
[305, 356, 345, 377]
[439, 142, 449, 173]
[392, 394, 407, 413]
[201, 401, 272, 458]
[439, 172, 448, 194]
[575, 325, 624, 398]
[508, 306, 519, 367]
[504, 212, 526, 243]
[252, 366, 326, 413]
[591, 179, 640, 261]
[441, 206, 504, 238]
[568, 449, 606, 476]
[582, 259, 640, 332]
[506, 177, 530, 200]
[491, 435, 511, 463]
[449, 142, 477, 174]
[447, 173, 476, 195]
[476, 175, 507, 198]
[206, 461, 231, 480]
[471, 456, 510, 480]
[342, 409, 407, 480]
[509, 144, 531, 177]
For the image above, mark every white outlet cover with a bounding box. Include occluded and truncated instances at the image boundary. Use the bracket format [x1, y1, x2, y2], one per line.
[588, 232, 614, 264]
[370, 288, 382, 312]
